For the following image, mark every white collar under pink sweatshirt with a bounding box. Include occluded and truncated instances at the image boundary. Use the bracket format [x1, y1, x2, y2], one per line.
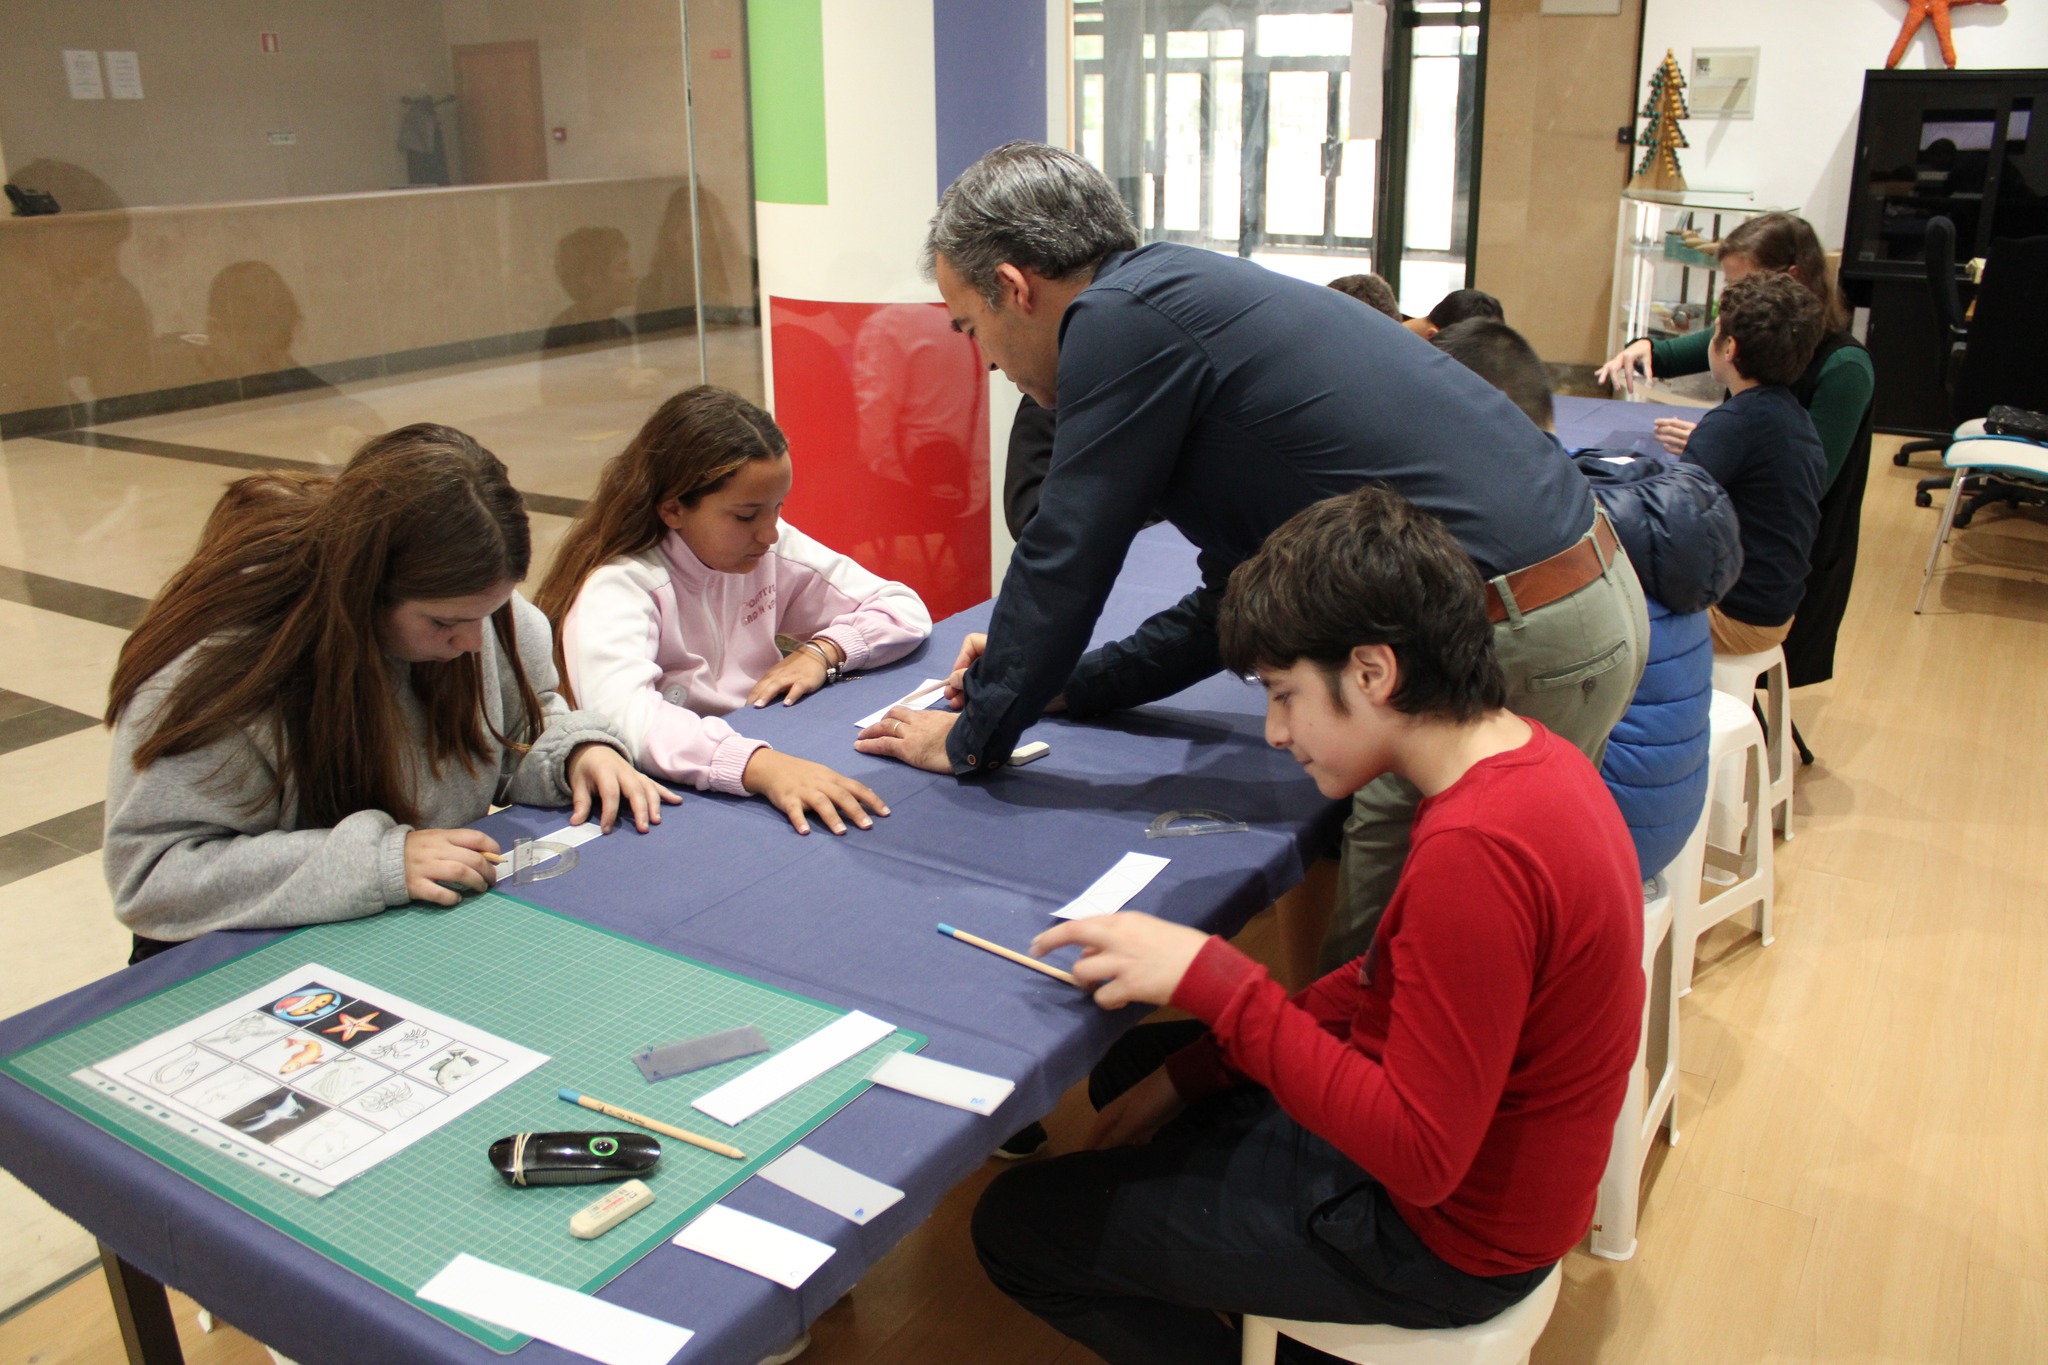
[561, 525, 932, 796]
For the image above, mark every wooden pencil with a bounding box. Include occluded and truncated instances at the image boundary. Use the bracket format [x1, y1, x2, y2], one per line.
[936, 924, 1082, 987]
[558, 1088, 746, 1159]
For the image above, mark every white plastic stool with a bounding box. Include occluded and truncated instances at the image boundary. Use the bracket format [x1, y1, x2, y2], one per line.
[1587, 873, 1682, 1260]
[1674, 691, 1775, 994]
[1710, 645, 1792, 838]
[1240, 1266, 1561, 1365]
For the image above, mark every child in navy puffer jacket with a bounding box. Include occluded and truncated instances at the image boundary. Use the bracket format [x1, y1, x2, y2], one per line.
[1434, 320, 1741, 878]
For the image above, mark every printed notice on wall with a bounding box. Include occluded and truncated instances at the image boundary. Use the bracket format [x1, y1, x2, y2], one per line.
[104, 51, 143, 100]
[63, 49, 104, 100]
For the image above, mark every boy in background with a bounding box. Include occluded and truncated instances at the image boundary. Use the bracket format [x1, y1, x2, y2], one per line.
[1678, 272, 1825, 654]
[1327, 271, 1403, 321]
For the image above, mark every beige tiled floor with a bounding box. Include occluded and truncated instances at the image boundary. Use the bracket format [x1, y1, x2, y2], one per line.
[3, 337, 2047, 1365]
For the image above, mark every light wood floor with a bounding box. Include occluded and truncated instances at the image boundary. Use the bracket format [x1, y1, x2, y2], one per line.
[5, 434, 2046, 1363]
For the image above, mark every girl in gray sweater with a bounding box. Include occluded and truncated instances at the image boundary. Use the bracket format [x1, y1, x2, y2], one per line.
[104, 425, 678, 961]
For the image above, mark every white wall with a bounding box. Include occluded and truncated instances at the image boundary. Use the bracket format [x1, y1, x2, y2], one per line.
[1637, 0, 2048, 249]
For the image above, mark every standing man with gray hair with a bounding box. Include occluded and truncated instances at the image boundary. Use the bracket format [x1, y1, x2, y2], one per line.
[856, 142, 1649, 968]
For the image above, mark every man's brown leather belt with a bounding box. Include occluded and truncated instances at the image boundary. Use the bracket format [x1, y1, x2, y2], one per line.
[1484, 512, 1620, 625]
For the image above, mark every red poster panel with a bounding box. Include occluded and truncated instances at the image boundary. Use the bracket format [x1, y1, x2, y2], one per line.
[769, 297, 991, 621]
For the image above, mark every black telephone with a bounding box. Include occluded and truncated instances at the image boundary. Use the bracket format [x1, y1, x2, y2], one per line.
[6, 183, 61, 216]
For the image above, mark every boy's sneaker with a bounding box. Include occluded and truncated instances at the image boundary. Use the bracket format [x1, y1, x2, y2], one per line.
[994, 1121, 1049, 1160]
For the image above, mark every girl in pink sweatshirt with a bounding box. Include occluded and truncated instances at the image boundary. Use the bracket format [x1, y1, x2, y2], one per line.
[536, 386, 932, 835]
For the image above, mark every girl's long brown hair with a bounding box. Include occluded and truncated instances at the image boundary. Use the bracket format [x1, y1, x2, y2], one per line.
[1720, 212, 1850, 337]
[533, 385, 787, 688]
[107, 426, 544, 828]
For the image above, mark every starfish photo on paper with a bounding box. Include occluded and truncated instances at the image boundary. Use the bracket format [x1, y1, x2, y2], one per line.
[321, 1009, 384, 1042]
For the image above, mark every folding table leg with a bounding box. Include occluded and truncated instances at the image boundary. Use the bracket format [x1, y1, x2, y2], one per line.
[99, 1242, 186, 1365]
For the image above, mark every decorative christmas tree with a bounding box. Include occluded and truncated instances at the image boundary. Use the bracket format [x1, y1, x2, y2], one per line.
[1630, 50, 1690, 193]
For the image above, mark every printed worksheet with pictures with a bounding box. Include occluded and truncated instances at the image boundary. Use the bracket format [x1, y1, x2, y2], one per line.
[77, 964, 546, 1193]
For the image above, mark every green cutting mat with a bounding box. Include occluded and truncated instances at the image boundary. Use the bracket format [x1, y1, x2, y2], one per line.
[1, 892, 924, 1351]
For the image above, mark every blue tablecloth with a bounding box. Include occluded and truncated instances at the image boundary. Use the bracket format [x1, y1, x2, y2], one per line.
[0, 524, 1343, 1365]
[1553, 393, 1701, 459]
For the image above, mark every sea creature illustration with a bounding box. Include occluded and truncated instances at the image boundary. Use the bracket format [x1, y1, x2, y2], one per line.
[428, 1050, 478, 1089]
[361, 1024, 432, 1062]
[321, 1009, 382, 1042]
[357, 1080, 425, 1122]
[275, 991, 339, 1019]
[237, 1092, 305, 1136]
[304, 1059, 374, 1105]
[279, 1040, 323, 1074]
[147, 1045, 205, 1089]
[213, 1014, 287, 1044]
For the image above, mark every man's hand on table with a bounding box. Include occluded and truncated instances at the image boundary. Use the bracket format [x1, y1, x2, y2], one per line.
[1032, 912, 1210, 1009]
[854, 706, 960, 773]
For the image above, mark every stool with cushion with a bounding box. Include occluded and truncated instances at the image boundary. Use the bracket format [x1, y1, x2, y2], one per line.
[1710, 645, 1792, 839]
[1675, 691, 1774, 994]
[1239, 1265, 1561, 1365]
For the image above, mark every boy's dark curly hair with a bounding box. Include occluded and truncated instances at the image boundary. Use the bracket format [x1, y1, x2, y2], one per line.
[1715, 272, 1823, 387]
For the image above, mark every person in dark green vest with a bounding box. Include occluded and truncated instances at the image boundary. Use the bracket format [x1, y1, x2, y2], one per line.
[1597, 213, 1875, 694]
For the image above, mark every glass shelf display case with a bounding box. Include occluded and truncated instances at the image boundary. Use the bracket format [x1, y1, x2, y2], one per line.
[1609, 191, 1791, 391]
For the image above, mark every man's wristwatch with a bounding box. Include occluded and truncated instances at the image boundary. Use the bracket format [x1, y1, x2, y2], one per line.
[799, 639, 842, 685]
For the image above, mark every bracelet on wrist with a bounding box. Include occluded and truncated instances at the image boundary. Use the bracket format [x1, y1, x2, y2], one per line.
[799, 639, 841, 685]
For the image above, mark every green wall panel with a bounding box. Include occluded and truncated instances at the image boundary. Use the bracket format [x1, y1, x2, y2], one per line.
[747, 0, 828, 205]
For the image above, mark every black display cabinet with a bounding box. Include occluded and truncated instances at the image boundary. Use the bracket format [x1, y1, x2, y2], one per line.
[1841, 68, 2048, 435]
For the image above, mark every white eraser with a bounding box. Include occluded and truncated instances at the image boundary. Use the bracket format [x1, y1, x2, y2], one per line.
[570, 1178, 654, 1239]
[1009, 741, 1050, 766]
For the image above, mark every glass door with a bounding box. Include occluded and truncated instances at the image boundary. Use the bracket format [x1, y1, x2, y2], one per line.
[1384, 1, 1485, 313]
[1073, 0, 1486, 302]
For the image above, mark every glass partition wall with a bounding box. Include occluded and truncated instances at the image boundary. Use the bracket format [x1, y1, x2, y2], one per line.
[0, 0, 758, 495]
[1073, 0, 1486, 315]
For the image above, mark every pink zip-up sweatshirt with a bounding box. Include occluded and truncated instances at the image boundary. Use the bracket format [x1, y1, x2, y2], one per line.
[561, 525, 932, 796]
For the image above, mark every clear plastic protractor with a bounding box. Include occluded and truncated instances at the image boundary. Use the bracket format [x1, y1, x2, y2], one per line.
[1146, 809, 1250, 839]
[511, 839, 580, 884]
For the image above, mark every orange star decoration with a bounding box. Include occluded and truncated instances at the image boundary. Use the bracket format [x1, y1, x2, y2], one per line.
[322, 1009, 383, 1042]
[1886, 0, 2007, 70]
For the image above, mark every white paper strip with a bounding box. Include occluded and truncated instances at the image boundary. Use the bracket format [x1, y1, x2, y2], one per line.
[758, 1145, 903, 1225]
[1348, 3, 1385, 141]
[494, 820, 604, 881]
[692, 1011, 896, 1126]
[869, 1052, 1015, 1116]
[854, 680, 950, 729]
[417, 1254, 692, 1365]
[672, 1204, 835, 1289]
[1053, 852, 1171, 920]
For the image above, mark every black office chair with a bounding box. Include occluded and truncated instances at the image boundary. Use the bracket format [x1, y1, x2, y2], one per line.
[1916, 232, 2048, 526]
[1893, 215, 1969, 467]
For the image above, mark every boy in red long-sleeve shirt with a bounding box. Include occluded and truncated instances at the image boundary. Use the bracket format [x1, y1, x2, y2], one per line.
[973, 487, 1643, 1365]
